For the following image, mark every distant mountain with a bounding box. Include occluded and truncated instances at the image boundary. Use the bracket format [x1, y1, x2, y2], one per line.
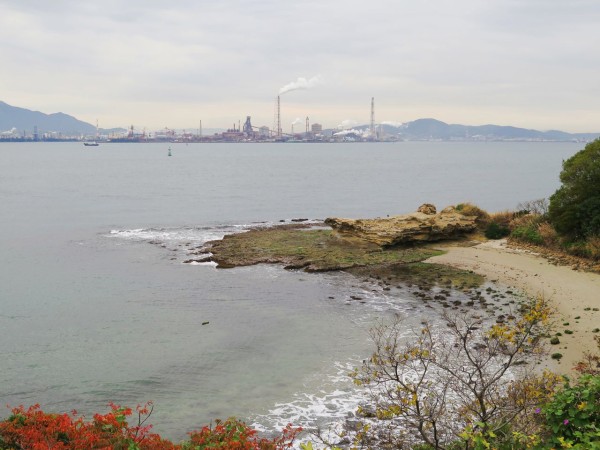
[3, 100, 599, 142]
[0, 101, 122, 135]
[375, 118, 599, 142]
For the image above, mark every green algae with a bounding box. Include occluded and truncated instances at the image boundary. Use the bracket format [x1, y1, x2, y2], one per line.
[206, 226, 443, 272]
[348, 261, 485, 290]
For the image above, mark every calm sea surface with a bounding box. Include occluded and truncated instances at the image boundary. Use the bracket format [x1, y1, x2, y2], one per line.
[0, 141, 581, 439]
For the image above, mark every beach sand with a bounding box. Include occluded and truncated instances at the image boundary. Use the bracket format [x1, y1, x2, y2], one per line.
[427, 239, 600, 374]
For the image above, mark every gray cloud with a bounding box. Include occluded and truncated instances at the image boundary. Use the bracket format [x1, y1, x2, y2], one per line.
[1, 0, 599, 131]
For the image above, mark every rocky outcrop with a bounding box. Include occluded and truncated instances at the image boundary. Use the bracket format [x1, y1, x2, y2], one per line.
[325, 204, 478, 247]
[417, 203, 437, 215]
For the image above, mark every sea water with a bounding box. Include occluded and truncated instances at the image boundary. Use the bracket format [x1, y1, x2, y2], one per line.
[0, 141, 581, 440]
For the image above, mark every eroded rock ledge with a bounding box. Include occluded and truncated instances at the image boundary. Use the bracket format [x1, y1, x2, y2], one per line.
[324, 203, 478, 247]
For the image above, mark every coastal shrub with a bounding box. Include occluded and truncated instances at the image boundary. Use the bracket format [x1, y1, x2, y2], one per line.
[585, 236, 600, 260]
[0, 403, 302, 450]
[550, 337, 560, 345]
[0, 402, 174, 449]
[350, 296, 559, 449]
[549, 138, 600, 240]
[511, 224, 543, 245]
[187, 418, 301, 449]
[537, 222, 559, 248]
[562, 240, 594, 260]
[484, 221, 510, 239]
[489, 210, 514, 229]
[541, 374, 600, 448]
[509, 212, 539, 229]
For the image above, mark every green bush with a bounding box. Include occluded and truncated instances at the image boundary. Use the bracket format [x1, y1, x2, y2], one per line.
[549, 139, 600, 240]
[511, 225, 543, 245]
[485, 221, 510, 239]
[541, 375, 600, 448]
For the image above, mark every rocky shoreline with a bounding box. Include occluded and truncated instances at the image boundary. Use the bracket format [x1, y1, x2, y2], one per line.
[182, 205, 521, 318]
[188, 204, 481, 272]
[180, 204, 600, 371]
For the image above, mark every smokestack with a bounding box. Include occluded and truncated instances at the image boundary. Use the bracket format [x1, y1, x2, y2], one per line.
[370, 97, 375, 138]
[277, 95, 281, 137]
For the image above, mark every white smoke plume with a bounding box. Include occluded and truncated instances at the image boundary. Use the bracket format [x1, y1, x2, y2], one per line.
[334, 128, 370, 137]
[291, 117, 303, 125]
[381, 121, 404, 127]
[279, 75, 323, 95]
[337, 119, 358, 129]
[1, 127, 18, 136]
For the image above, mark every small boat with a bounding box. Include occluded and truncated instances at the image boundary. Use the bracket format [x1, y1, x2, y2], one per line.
[83, 141, 99, 146]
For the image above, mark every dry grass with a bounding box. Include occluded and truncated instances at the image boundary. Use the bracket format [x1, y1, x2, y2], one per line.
[585, 236, 600, 260]
[509, 213, 541, 230]
[537, 222, 560, 248]
[456, 203, 491, 228]
[489, 210, 515, 229]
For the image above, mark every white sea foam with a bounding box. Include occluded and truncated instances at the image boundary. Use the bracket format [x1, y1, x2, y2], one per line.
[108, 225, 238, 245]
[108, 220, 322, 244]
[250, 360, 369, 443]
[107, 220, 324, 264]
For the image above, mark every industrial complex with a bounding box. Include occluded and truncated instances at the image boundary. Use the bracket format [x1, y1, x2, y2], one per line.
[0, 97, 389, 143]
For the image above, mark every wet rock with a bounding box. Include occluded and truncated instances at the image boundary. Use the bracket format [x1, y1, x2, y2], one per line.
[183, 256, 213, 264]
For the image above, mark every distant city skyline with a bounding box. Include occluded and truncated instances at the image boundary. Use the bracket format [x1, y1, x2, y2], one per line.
[2, 1, 600, 133]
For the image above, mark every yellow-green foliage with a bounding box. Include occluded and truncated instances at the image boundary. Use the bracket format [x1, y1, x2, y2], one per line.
[509, 214, 546, 245]
[351, 296, 558, 449]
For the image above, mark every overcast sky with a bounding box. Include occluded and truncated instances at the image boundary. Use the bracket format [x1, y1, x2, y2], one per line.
[2, 0, 600, 132]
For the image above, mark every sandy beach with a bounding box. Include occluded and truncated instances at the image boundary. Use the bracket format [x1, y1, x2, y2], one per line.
[427, 239, 600, 373]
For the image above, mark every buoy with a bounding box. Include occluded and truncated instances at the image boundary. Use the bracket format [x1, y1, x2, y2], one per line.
[168, 146, 172, 156]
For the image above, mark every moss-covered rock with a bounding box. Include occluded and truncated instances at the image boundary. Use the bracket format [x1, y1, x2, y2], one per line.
[203, 225, 443, 272]
[348, 261, 484, 290]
